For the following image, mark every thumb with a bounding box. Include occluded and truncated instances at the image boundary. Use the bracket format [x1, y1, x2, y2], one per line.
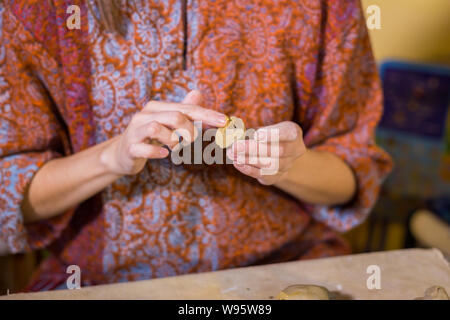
[182, 90, 203, 105]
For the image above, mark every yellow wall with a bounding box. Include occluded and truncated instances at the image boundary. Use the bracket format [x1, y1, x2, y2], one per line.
[361, 0, 450, 64]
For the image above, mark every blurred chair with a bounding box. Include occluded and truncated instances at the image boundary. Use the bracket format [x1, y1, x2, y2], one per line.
[0, 252, 42, 295]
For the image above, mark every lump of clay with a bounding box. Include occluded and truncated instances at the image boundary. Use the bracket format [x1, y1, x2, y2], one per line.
[277, 285, 331, 300]
[215, 116, 246, 149]
[415, 286, 449, 300]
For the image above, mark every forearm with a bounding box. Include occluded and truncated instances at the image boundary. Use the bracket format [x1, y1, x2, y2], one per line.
[275, 149, 356, 205]
[21, 137, 123, 223]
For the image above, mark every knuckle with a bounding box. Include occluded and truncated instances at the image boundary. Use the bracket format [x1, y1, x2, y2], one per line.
[294, 123, 303, 135]
[286, 124, 299, 140]
[127, 144, 136, 157]
[168, 140, 179, 149]
[172, 111, 186, 126]
[147, 121, 159, 135]
[289, 122, 298, 133]
[187, 104, 199, 115]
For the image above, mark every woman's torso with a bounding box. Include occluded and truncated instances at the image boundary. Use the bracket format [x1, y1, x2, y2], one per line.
[22, 0, 328, 284]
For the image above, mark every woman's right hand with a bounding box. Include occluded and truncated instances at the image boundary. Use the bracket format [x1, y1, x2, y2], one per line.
[101, 90, 228, 176]
[22, 90, 227, 222]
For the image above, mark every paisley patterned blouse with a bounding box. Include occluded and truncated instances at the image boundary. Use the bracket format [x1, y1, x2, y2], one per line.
[0, 0, 392, 290]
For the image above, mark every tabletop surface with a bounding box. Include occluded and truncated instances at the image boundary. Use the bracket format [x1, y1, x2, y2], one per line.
[2, 248, 449, 300]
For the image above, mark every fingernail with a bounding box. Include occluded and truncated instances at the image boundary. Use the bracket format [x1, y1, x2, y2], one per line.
[160, 149, 169, 157]
[216, 114, 228, 125]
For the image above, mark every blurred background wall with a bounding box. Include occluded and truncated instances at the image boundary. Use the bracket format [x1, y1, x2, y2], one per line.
[361, 0, 450, 64]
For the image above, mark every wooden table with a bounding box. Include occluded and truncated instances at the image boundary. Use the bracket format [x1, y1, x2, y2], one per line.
[2, 248, 449, 300]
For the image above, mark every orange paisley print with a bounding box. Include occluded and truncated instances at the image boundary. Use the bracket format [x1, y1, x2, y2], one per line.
[0, 0, 392, 290]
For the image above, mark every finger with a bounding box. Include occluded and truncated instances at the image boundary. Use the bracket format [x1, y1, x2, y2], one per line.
[236, 155, 273, 168]
[232, 153, 291, 175]
[155, 111, 197, 146]
[229, 139, 294, 158]
[233, 162, 281, 180]
[182, 91, 212, 131]
[134, 121, 179, 149]
[129, 143, 169, 159]
[182, 91, 209, 130]
[255, 121, 301, 142]
[182, 90, 204, 105]
[233, 163, 262, 179]
[143, 100, 227, 127]
[132, 112, 197, 145]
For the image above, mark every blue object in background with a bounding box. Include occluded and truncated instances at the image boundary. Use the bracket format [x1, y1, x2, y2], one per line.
[376, 60, 450, 198]
[379, 61, 450, 138]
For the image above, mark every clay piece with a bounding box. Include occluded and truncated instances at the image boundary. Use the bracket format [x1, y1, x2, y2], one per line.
[415, 286, 449, 300]
[215, 116, 246, 149]
[276, 285, 331, 300]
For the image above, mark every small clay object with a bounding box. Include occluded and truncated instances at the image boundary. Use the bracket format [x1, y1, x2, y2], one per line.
[215, 116, 246, 149]
[276, 285, 331, 300]
[415, 286, 449, 300]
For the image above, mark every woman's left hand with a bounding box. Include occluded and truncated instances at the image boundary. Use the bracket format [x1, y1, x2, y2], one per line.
[227, 121, 307, 185]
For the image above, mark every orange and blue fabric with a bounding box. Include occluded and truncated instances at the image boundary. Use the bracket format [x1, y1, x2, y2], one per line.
[0, 0, 392, 290]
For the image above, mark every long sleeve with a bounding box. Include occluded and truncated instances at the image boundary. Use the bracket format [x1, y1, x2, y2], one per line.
[290, 1, 393, 232]
[0, 6, 73, 253]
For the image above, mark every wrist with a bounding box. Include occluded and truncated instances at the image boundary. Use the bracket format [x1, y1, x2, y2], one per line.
[275, 169, 290, 185]
[99, 136, 123, 177]
[278, 148, 309, 183]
